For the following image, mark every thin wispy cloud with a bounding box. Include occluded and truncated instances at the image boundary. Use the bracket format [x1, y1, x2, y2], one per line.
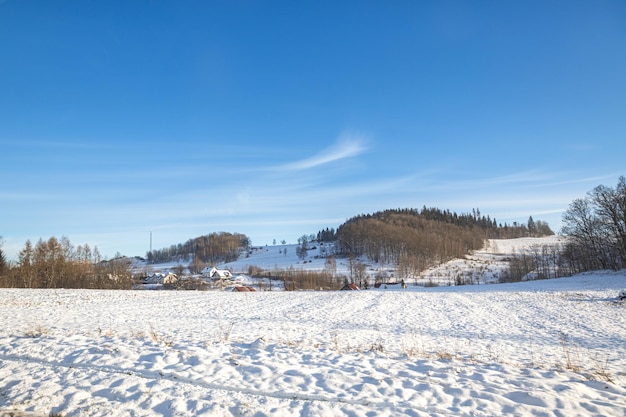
[430, 171, 618, 193]
[273, 133, 368, 172]
[1, 139, 107, 150]
[446, 170, 551, 189]
[402, 170, 571, 194]
[564, 143, 600, 152]
[0, 192, 57, 201]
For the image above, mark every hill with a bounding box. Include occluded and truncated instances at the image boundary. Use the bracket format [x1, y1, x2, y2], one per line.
[138, 236, 565, 291]
[136, 207, 555, 290]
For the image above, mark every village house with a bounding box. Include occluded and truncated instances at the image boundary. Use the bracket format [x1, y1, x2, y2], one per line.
[202, 267, 233, 281]
[144, 272, 179, 285]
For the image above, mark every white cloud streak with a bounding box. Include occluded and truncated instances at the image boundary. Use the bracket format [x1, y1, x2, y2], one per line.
[273, 133, 368, 171]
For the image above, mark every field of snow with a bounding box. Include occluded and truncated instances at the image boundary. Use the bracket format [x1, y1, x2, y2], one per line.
[1, 270, 625, 416]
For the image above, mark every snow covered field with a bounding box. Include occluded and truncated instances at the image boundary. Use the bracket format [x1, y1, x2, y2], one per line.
[1, 271, 625, 416]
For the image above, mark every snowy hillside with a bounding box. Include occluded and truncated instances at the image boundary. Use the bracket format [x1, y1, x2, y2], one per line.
[416, 236, 565, 286]
[140, 236, 566, 290]
[222, 243, 334, 273]
[0, 271, 625, 416]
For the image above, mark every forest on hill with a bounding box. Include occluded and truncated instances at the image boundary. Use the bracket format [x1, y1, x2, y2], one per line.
[330, 207, 553, 277]
[146, 232, 251, 273]
[143, 208, 553, 271]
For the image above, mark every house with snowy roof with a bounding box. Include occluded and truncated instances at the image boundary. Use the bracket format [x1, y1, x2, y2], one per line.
[144, 272, 178, 285]
[202, 267, 233, 281]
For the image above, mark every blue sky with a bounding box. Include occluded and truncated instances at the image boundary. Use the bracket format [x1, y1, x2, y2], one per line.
[2, 1, 625, 259]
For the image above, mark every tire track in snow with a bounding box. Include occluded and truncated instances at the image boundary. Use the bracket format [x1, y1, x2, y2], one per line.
[0, 353, 459, 416]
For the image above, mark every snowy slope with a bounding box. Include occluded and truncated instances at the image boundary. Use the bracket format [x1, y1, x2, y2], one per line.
[220, 243, 338, 274]
[416, 236, 566, 286]
[0, 271, 625, 416]
[140, 236, 566, 290]
[141, 237, 562, 282]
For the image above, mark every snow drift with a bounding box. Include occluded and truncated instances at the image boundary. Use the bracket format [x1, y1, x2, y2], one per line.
[0, 271, 625, 416]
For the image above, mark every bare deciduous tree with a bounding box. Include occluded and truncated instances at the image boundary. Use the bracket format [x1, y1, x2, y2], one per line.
[1, 236, 133, 289]
[561, 176, 626, 272]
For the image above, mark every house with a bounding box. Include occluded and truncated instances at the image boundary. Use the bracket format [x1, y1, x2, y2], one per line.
[340, 283, 360, 291]
[144, 272, 178, 285]
[202, 267, 233, 280]
[163, 273, 178, 285]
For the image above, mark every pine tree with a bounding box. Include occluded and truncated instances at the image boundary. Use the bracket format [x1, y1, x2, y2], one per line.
[527, 216, 536, 236]
[0, 237, 6, 275]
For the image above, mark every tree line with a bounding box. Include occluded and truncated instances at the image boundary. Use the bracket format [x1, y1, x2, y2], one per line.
[500, 242, 569, 283]
[146, 232, 250, 270]
[247, 265, 343, 291]
[0, 237, 6, 279]
[560, 176, 626, 272]
[319, 207, 552, 244]
[500, 176, 626, 282]
[0, 236, 133, 289]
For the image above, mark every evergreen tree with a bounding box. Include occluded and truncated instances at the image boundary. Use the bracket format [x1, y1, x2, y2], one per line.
[527, 216, 536, 236]
[0, 237, 6, 275]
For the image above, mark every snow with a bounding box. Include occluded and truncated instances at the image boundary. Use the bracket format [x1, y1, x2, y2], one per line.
[415, 236, 566, 286]
[214, 237, 567, 288]
[1, 239, 625, 416]
[221, 243, 333, 273]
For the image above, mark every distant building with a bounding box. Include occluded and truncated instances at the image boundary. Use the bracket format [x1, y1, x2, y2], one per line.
[163, 273, 178, 285]
[340, 283, 360, 291]
[202, 267, 233, 280]
[144, 272, 178, 285]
